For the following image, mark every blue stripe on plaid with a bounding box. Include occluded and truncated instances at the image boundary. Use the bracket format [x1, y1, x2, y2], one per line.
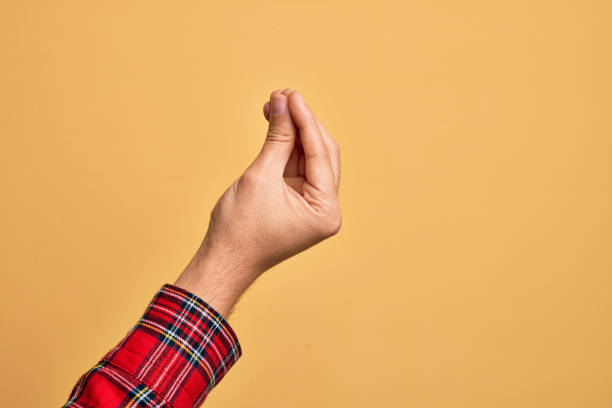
[135, 285, 241, 394]
[177, 292, 232, 375]
[123, 383, 164, 408]
[65, 284, 241, 408]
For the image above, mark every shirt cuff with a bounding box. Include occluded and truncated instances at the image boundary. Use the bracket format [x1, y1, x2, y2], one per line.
[102, 284, 242, 408]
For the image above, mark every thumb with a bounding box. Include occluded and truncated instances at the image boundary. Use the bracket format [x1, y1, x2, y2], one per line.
[253, 91, 296, 175]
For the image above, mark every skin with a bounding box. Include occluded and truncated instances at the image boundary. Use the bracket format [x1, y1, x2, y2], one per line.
[174, 89, 341, 317]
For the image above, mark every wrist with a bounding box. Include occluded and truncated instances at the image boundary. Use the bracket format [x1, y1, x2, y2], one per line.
[174, 240, 260, 317]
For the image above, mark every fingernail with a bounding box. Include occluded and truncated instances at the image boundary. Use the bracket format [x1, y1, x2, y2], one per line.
[271, 95, 287, 115]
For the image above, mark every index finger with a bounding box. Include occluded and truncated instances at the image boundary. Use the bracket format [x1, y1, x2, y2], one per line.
[287, 91, 335, 191]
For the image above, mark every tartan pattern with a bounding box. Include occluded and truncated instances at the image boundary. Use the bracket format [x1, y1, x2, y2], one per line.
[64, 284, 242, 408]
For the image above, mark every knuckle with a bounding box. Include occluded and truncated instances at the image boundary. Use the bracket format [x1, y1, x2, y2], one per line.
[319, 209, 342, 237]
[241, 169, 264, 186]
[266, 126, 292, 143]
[326, 214, 342, 236]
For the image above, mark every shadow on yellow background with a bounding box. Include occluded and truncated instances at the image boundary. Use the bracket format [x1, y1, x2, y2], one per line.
[1, 1, 611, 407]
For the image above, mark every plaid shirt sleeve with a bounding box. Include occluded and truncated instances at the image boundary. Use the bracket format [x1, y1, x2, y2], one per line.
[63, 284, 242, 408]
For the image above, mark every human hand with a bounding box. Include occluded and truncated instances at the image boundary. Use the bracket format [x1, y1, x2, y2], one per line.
[175, 89, 341, 316]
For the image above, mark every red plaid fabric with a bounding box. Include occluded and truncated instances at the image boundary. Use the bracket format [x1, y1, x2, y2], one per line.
[63, 284, 242, 408]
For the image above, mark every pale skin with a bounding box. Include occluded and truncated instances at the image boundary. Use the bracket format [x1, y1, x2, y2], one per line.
[174, 89, 341, 317]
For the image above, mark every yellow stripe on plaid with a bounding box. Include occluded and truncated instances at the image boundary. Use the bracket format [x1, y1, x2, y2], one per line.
[164, 286, 237, 348]
[138, 322, 214, 382]
[125, 386, 152, 408]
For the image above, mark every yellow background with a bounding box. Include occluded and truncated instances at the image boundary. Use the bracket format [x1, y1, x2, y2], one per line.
[1, 1, 611, 407]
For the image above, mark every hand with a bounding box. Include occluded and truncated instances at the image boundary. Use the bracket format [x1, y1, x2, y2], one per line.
[175, 89, 341, 316]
